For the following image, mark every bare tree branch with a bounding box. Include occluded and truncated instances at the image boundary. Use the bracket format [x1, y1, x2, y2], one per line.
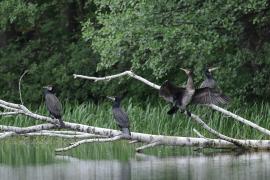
[55, 135, 123, 152]
[136, 141, 161, 152]
[73, 71, 270, 137]
[0, 112, 21, 116]
[22, 132, 106, 139]
[19, 70, 28, 105]
[193, 128, 206, 138]
[0, 132, 15, 139]
[1, 98, 270, 151]
[0, 124, 56, 133]
[208, 104, 270, 136]
[73, 70, 161, 90]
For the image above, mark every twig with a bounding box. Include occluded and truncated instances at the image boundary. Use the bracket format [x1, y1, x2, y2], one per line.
[19, 70, 28, 105]
[193, 128, 206, 138]
[55, 135, 123, 152]
[136, 141, 161, 153]
[129, 140, 139, 144]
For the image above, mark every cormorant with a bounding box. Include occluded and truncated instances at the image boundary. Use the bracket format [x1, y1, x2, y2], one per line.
[159, 68, 229, 116]
[200, 67, 219, 89]
[43, 85, 64, 127]
[107, 96, 131, 136]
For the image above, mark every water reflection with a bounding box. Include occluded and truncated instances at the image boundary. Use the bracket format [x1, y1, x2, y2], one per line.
[0, 139, 269, 180]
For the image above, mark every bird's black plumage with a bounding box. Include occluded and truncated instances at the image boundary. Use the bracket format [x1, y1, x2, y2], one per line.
[159, 68, 229, 116]
[43, 85, 64, 127]
[109, 96, 131, 136]
[200, 67, 218, 89]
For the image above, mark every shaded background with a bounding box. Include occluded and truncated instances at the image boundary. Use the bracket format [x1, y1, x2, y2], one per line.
[1, 0, 270, 105]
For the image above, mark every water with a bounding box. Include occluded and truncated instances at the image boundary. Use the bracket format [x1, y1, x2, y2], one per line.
[0, 138, 269, 180]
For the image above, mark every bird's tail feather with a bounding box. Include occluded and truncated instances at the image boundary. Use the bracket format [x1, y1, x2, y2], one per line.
[122, 128, 131, 136]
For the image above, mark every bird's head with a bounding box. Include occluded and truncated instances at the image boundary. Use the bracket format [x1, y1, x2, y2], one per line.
[106, 96, 122, 102]
[43, 85, 54, 93]
[204, 66, 218, 77]
[180, 68, 193, 76]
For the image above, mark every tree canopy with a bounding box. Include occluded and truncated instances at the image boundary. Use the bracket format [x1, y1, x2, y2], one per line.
[1, 0, 270, 104]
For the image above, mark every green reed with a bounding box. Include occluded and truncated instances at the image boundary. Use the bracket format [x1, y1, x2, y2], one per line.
[1, 99, 270, 140]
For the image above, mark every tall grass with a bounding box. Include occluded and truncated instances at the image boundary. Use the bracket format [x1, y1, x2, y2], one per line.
[1, 99, 270, 139]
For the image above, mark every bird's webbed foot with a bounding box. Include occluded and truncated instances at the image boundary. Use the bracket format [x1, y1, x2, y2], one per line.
[59, 120, 65, 128]
[186, 110, 191, 117]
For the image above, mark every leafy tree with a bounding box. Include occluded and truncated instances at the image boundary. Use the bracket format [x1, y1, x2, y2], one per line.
[83, 0, 270, 101]
[0, 0, 101, 104]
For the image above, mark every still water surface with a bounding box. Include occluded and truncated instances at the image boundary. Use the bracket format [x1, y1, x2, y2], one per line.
[0, 139, 269, 180]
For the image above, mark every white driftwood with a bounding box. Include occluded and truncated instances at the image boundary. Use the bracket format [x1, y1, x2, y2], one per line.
[0, 132, 15, 139]
[74, 71, 270, 137]
[22, 132, 106, 139]
[1, 97, 270, 151]
[40, 130, 92, 135]
[0, 112, 21, 116]
[0, 124, 56, 133]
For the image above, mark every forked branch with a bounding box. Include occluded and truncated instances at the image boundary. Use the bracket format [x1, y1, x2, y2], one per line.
[74, 71, 270, 137]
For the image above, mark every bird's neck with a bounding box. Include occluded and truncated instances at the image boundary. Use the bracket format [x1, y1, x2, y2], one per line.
[44, 89, 51, 95]
[186, 74, 194, 90]
[206, 73, 213, 79]
[113, 101, 120, 108]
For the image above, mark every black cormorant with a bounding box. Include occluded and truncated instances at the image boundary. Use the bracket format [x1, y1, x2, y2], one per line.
[43, 85, 64, 127]
[200, 67, 219, 89]
[159, 68, 229, 116]
[107, 96, 131, 136]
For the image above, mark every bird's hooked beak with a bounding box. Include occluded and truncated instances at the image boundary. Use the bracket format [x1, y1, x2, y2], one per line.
[180, 68, 190, 74]
[43, 86, 52, 91]
[106, 96, 115, 101]
[208, 67, 219, 72]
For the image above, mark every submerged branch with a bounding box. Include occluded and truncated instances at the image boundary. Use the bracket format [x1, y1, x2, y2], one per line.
[136, 141, 161, 152]
[55, 135, 122, 152]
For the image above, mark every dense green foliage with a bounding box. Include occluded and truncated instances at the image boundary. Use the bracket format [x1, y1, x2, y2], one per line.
[1, 0, 270, 104]
[84, 0, 270, 102]
[0, 0, 100, 104]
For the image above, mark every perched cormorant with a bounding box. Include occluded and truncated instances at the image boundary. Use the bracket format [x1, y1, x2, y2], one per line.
[200, 67, 219, 89]
[43, 85, 64, 127]
[159, 68, 229, 116]
[107, 96, 131, 136]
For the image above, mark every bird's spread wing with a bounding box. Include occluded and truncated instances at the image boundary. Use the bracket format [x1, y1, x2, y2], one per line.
[113, 108, 129, 128]
[159, 80, 185, 103]
[191, 88, 230, 105]
[45, 94, 62, 118]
